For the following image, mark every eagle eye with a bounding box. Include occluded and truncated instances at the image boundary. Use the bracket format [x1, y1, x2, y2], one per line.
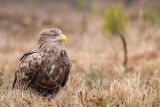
[54, 34, 59, 36]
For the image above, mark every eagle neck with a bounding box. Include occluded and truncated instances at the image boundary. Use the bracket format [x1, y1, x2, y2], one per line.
[39, 42, 64, 54]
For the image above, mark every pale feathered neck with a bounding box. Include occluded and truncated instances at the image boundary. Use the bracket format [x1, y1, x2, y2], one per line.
[38, 35, 62, 52]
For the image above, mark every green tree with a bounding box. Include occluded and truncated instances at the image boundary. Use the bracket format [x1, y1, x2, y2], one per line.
[102, 5, 128, 71]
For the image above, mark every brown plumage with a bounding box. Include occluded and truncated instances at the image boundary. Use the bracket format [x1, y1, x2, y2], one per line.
[12, 28, 71, 97]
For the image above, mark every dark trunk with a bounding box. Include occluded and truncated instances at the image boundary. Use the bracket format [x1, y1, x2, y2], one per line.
[119, 33, 128, 71]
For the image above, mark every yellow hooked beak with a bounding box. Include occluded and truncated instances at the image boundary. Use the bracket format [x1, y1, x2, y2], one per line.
[59, 34, 67, 42]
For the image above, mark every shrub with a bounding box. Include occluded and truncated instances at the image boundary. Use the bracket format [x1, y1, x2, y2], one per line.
[102, 5, 127, 35]
[102, 5, 128, 71]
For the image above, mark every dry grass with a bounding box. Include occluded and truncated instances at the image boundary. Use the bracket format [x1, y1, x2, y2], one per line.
[0, 73, 160, 107]
[1, 1, 160, 107]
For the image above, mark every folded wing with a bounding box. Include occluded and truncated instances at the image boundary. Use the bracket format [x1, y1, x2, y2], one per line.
[12, 49, 42, 90]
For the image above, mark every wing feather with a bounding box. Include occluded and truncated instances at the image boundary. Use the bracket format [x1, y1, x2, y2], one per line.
[53, 50, 71, 87]
[61, 67, 70, 87]
[61, 51, 71, 87]
[12, 49, 42, 90]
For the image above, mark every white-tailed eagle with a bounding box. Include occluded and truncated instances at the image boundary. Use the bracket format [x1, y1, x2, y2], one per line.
[12, 28, 71, 97]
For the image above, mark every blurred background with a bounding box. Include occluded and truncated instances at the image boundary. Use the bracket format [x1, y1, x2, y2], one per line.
[1, 0, 160, 106]
[0, 0, 160, 90]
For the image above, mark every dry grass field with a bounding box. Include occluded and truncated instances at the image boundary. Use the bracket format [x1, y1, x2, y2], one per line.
[1, 0, 160, 107]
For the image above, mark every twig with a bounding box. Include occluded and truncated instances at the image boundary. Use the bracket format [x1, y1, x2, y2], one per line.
[119, 33, 128, 71]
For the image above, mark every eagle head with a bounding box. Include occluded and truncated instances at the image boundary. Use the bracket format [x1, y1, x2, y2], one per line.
[38, 28, 67, 48]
